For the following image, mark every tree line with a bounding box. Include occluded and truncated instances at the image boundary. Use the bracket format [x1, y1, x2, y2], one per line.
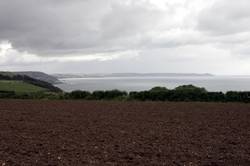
[1, 85, 250, 102]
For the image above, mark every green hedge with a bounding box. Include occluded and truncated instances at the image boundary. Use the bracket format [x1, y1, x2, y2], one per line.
[1, 85, 250, 103]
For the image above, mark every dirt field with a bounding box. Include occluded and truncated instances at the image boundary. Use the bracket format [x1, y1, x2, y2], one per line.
[0, 100, 250, 165]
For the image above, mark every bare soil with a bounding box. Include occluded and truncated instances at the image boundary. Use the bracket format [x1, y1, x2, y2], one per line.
[0, 100, 250, 165]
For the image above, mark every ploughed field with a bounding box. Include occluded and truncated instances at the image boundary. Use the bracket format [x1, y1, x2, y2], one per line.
[1, 100, 250, 165]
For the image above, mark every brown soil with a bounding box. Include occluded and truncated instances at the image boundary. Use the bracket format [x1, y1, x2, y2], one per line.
[0, 100, 250, 165]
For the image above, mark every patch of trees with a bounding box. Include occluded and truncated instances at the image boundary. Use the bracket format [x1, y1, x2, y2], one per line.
[226, 91, 250, 102]
[0, 74, 62, 92]
[0, 84, 250, 103]
[129, 85, 208, 101]
[0, 91, 15, 98]
[65, 90, 128, 100]
[63, 85, 249, 102]
[129, 86, 250, 102]
[0, 91, 64, 99]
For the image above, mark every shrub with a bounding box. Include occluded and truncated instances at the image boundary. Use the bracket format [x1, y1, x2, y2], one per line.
[226, 91, 250, 102]
[92, 91, 105, 100]
[69, 90, 91, 99]
[149, 87, 169, 92]
[207, 92, 225, 102]
[0, 91, 15, 98]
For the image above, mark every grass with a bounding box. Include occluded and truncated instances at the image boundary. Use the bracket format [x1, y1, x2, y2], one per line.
[0, 80, 47, 93]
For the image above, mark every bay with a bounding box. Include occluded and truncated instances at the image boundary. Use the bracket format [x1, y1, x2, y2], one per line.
[56, 76, 250, 92]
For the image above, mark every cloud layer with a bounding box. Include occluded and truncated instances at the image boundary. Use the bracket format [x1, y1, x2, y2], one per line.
[1, 0, 250, 74]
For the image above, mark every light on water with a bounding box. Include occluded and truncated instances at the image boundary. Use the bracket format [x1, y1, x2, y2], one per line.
[56, 76, 250, 92]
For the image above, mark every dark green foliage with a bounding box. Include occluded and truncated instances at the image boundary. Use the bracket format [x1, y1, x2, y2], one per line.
[149, 86, 169, 92]
[129, 85, 208, 102]
[0, 91, 15, 98]
[226, 91, 250, 102]
[175, 85, 207, 93]
[130, 90, 169, 101]
[169, 85, 207, 101]
[92, 91, 106, 100]
[68, 90, 91, 99]
[128, 86, 249, 102]
[0, 74, 12, 80]
[129, 91, 149, 101]
[0, 90, 62, 99]
[103, 90, 128, 100]
[206, 92, 225, 102]
[64, 90, 128, 100]
[91, 90, 127, 100]
[0, 82, 250, 102]
[170, 88, 202, 101]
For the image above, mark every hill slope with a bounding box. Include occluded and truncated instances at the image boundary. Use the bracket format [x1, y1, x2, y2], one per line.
[0, 80, 46, 93]
[15, 71, 61, 84]
[0, 72, 62, 92]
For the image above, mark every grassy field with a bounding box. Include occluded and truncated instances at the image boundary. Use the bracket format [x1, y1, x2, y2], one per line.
[0, 80, 47, 93]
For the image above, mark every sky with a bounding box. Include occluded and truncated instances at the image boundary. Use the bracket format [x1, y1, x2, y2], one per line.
[1, 0, 250, 74]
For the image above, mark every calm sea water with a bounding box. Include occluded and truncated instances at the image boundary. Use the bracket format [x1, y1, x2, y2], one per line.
[56, 76, 250, 92]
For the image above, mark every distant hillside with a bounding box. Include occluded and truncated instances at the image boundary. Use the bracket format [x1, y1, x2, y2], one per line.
[105, 73, 214, 77]
[0, 72, 62, 92]
[53, 73, 83, 79]
[15, 71, 61, 84]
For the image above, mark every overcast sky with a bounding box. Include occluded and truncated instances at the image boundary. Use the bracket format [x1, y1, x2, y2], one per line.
[1, 0, 250, 74]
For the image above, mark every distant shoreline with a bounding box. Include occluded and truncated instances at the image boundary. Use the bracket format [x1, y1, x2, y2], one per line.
[53, 73, 214, 79]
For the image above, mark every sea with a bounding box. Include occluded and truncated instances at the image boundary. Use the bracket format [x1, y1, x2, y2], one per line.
[56, 76, 250, 92]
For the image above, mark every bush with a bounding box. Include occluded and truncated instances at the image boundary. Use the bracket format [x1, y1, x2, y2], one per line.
[0, 91, 15, 98]
[207, 92, 225, 102]
[175, 85, 207, 93]
[69, 90, 91, 99]
[1, 84, 250, 103]
[104, 90, 128, 100]
[226, 91, 250, 102]
[171, 85, 207, 101]
[92, 91, 106, 100]
[91, 90, 127, 100]
[149, 86, 169, 92]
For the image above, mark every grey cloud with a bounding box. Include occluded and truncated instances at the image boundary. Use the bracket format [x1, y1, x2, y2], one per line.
[0, 0, 168, 56]
[2, 0, 250, 74]
[195, 0, 250, 59]
[198, 0, 250, 35]
[0, 0, 109, 54]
